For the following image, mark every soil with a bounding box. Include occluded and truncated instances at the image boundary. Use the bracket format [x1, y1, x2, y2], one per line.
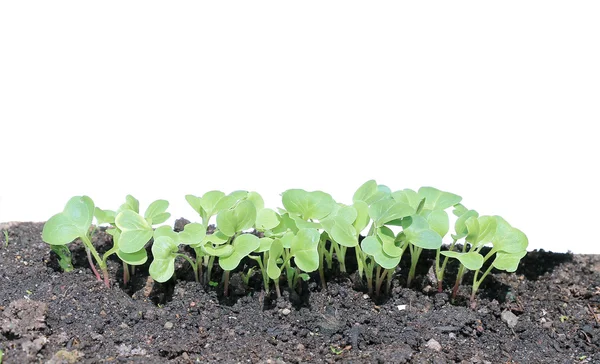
[0, 221, 599, 364]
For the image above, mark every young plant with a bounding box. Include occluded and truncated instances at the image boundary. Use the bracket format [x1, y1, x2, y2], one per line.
[441, 215, 528, 305]
[96, 195, 171, 285]
[281, 188, 335, 289]
[42, 196, 111, 287]
[353, 180, 416, 295]
[50, 245, 74, 272]
[148, 223, 206, 283]
[266, 228, 320, 294]
[2, 230, 8, 247]
[392, 187, 460, 287]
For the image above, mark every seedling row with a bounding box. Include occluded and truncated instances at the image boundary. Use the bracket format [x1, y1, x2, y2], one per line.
[42, 180, 528, 306]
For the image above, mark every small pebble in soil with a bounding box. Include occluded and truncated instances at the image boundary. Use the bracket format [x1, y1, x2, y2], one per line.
[164, 321, 174, 329]
[501, 310, 519, 329]
[282, 308, 291, 316]
[426, 338, 442, 351]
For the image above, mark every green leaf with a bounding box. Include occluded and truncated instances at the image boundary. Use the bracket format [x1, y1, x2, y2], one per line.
[115, 210, 153, 253]
[417, 187, 462, 211]
[280, 231, 295, 249]
[290, 228, 320, 272]
[50, 245, 74, 272]
[118, 195, 140, 214]
[256, 208, 280, 231]
[453, 209, 479, 240]
[202, 243, 234, 257]
[492, 217, 528, 253]
[255, 237, 274, 253]
[452, 203, 469, 217]
[117, 248, 148, 265]
[360, 235, 401, 269]
[203, 230, 230, 245]
[216, 200, 257, 237]
[247, 191, 265, 212]
[492, 250, 527, 272]
[378, 226, 403, 257]
[404, 215, 442, 249]
[426, 210, 449, 238]
[42, 196, 95, 245]
[369, 199, 415, 227]
[179, 223, 206, 246]
[353, 180, 390, 205]
[214, 191, 248, 212]
[200, 190, 226, 217]
[440, 251, 484, 270]
[149, 236, 178, 282]
[330, 220, 358, 247]
[267, 238, 284, 280]
[154, 225, 179, 242]
[282, 189, 335, 220]
[219, 234, 260, 271]
[185, 194, 207, 222]
[391, 189, 421, 210]
[144, 200, 170, 225]
[94, 207, 116, 225]
[352, 201, 370, 233]
[465, 216, 480, 244]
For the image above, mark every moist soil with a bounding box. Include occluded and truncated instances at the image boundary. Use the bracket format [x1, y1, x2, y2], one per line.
[0, 222, 599, 364]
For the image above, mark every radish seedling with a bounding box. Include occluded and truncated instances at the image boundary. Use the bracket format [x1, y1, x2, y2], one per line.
[441, 215, 528, 305]
[42, 196, 111, 287]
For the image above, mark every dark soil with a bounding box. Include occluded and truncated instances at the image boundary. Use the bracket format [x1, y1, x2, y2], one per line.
[1, 222, 599, 363]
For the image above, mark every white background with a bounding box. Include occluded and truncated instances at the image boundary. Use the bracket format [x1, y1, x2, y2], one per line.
[1, 1, 598, 253]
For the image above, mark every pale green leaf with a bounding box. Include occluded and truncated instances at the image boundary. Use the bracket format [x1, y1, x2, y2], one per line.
[219, 234, 260, 271]
[179, 223, 206, 246]
[267, 238, 284, 279]
[369, 199, 415, 227]
[256, 208, 280, 231]
[440, 251, 484, 270]
[417, 187, 462, 211]
[115, 210, 153, 253]
[216, 200, 257, 237]
[282, 189, 335, 220]
[290, 228, 320, 272]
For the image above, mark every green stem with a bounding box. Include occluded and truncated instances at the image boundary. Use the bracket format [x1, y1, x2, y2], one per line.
[81, 235, 110, 288]
[206, 255, 215, 284]
[407, 245, 422, 287]
[452, 264, 465, 300]
[471, 263, 495, 302]
[436, 238, 457, 292]
[176, 254, 199, 282]
[318, 242, 327, 290]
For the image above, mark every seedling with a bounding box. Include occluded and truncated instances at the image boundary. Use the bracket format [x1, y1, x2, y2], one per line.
[2, 230, 8, 247]
[50, 245, 74, 272]
[441, 214, 528, 305]
[43, 195, 171, 288]
[42, 196, 111, 287]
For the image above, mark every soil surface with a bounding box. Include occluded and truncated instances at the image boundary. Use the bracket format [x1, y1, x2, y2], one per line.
[0, 222, 599, 363]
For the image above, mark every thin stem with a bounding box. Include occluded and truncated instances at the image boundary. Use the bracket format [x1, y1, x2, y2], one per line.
[123, 261, 130, 286]
[471, 263, 495, 302]
[85, 247, 102, 281]
[436, 238, 457, 292]
[81, 235, 110, 288]
[176, 254, 199, 282]
[223, 270, 230, 297]
[452, 264, 465, 300]
[375, 265, 384, 296]
[385, 269, 393, 295]
[407, 246, 422, 287]
[206, 256, 215, 284]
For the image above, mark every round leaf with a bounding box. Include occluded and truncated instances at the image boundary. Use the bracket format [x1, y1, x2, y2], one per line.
[290, 228, 320, 272]
[216, 200, 257, 237]
[219, 234, 260, 271]
[256, 208, 280, 230]
[179, 223, 206, 246]
[115, 210, 153, 253]
[440, 251, 484, 270]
